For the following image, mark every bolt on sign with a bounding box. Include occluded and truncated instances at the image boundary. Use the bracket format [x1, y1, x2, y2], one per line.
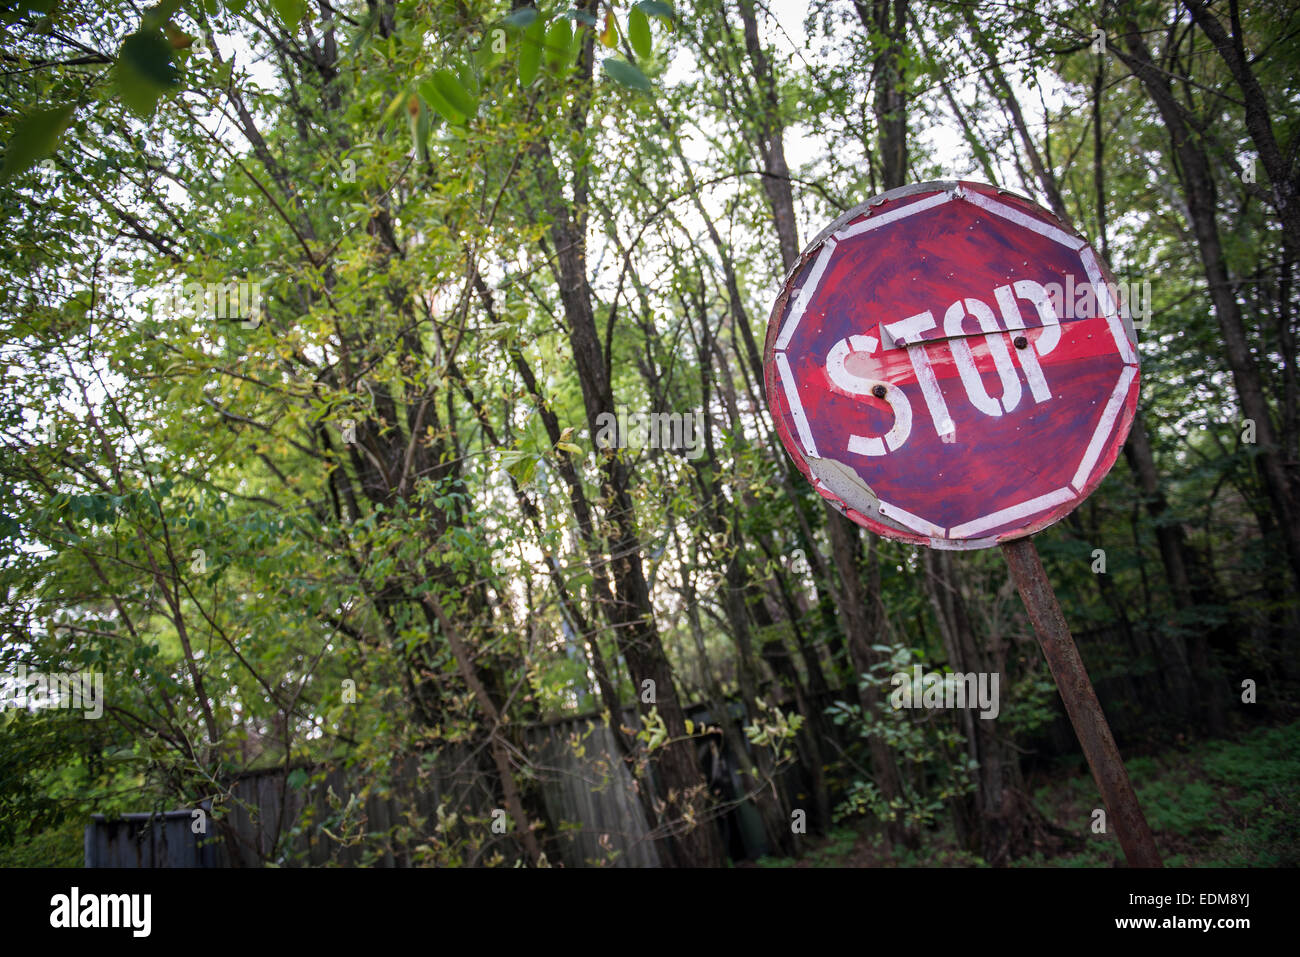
[764, 181, 1161, 868]
[764, 180, 1140, 548]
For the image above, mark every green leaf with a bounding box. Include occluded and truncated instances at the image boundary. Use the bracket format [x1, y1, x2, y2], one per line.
[500, 450, 539, 485]
[556, 441, 583, 455]
[600, 12, 618, 47]
[545, 19, 572, 69]
[196, 226, 239, 247]
[122, 30, 178, 88]
[0, 103, 75, 183]
[520, 15, 545, 86]
[410, 98, 430, 161]
[602, 57, 651, 91]
[503, 8, 537, 29]
[271, 0, 306, 32]
[636, 1, 675, 24]
[431, 68, 477, 120]
[457, 59, 480, 98]
[380, 86, 409, 126]
[628, 7, 651, 59]
[418, 80, 464, 126]
[116, 30, 179, 116]
[141, 0, 183, 31]
[568, 24, 587, 64]
[286, 767, 309, 789]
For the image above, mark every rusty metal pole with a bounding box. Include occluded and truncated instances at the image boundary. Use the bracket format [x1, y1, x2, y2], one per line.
[1001, 537, 1163, 868]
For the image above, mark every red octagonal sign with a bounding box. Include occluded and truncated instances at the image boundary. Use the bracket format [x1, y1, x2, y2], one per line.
[763, 181, 1140, 549]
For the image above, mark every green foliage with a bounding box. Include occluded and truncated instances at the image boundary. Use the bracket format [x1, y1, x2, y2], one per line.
[115, 27, 180, 115]
[269, 0, 305, 32]
[601, 57, 650, 91]
[627, 6, 651, 59]
[519, 13, 545, 86]
[1205, 725, 1300, 866]
[1023, 722, 1300, 867]
[743, 699, 804, 752]
[0, 104, 75, 182]
[828, 647, 978, 832]
[0, 817, 83, 867]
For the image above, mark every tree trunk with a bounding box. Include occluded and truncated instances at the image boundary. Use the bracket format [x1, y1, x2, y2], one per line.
[524, 21, 724, 866]
[1117, 22, 1300, 589]
[828, 507, 911, 847]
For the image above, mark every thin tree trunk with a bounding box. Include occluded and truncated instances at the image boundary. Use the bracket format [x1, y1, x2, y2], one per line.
[524, 21, 724, 866]
[424, 594, 544, 866]
[828, 509, 911, 847]
[1117, 21, 1300, 588]
[1182, 0, 1300, 254]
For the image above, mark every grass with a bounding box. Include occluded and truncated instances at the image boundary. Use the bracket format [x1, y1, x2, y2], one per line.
[749, 720, 1300, 868]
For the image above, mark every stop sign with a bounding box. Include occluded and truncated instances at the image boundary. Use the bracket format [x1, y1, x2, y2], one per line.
[764, 181, 1140, 548]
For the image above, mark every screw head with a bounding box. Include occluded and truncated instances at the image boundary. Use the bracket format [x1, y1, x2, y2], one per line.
[871, 384, 887, 399]
[1014, 335, 1029, 349]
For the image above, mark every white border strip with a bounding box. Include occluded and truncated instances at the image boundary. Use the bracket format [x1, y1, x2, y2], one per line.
[1079, 247, 1137, 365]
[775, 238, 838, 351]
[930, 535, 999, 551]
[835, 191, 953, 240]
[776, 351, 819, 458]
[879, 500, 946, 538]
[1070, 364, 1138, 491]
[948, 487, 1075, 538]
[961, 191, 1087, 251]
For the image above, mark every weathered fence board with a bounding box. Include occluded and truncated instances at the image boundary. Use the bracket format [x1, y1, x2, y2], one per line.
[84, 809, 224, 868]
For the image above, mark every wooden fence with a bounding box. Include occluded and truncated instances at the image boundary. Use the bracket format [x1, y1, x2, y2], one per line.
[86, 716, 692, 868]
[84, 626, 1165, 867]
[85, 808, 223, 868]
